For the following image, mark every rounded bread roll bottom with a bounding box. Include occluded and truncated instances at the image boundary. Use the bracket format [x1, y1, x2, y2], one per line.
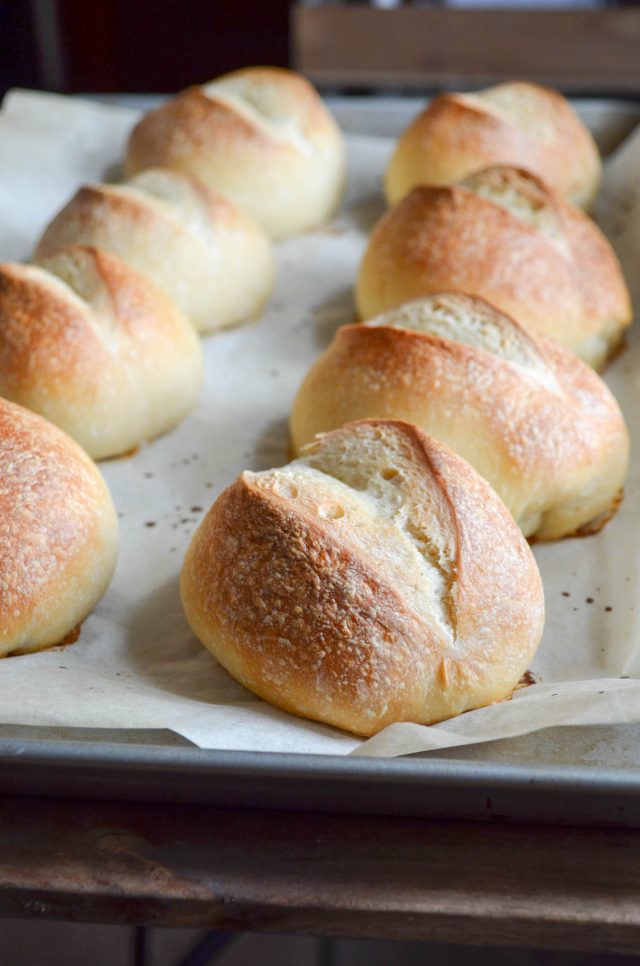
[0, 398, 119, 657]
[181, 420, 545, 736]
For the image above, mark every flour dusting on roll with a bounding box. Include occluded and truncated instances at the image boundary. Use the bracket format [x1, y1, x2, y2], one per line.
[0, 246, 203, 460]
[125, 67, 346, 239]
[358, 166, 632, 369]
[0, 398, 118, 658]
[181, 420, 545, 736]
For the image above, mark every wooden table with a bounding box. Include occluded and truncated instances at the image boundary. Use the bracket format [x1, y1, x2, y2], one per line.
[2, 794, 640, 956]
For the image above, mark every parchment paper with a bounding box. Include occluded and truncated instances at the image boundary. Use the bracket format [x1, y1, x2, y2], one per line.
[0, 88, 639, 758]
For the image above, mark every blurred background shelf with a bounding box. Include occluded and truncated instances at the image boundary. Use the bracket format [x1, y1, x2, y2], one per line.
[3, 1, 640, 99]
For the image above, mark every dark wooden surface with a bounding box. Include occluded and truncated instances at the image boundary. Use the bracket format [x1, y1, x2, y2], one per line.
[2, 794, 640, 953]
[292, 7, 640, 93]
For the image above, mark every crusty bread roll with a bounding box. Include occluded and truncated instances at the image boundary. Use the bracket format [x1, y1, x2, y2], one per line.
[181, 419, 545, 736]
[385, 81, 601, 210]
[0, 398, 118, 657]
[357, 166, 632, 370]
[35, 168, 275, 334]
[125, 67, 346, 239]
[291, 294, 629, 541]
[0, 246, 203, 460]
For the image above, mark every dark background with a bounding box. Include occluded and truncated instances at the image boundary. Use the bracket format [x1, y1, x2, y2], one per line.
[0, 0, 290, 98]
[2, 0, 638, 99]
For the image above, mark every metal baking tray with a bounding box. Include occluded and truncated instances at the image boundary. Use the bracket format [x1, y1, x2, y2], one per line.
[3, 726, 640, 828]
[2, 95, 640, 828]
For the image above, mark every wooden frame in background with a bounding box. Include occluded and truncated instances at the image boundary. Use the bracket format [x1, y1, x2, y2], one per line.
[292, 6, 640, 93]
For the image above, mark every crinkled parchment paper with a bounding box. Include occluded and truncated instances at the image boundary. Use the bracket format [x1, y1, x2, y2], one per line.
[0, 89, 639, 758]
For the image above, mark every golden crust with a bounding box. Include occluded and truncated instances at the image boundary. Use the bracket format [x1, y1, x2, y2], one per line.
[357, 167, 632, 370]
[0, 398, 118, 657]
[0, 246, 203, 459]
[35, 169, 275, 334]
[290, 294, 629, 540]
[181, 420, 544, 736]
[385, 81, 602, 209]
[128, 70, 338, 166]
[125, 68, 346, 239]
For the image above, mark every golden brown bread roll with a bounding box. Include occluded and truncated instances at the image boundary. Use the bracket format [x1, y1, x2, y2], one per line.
[0, 246, 203, 460]
[125, 67, 346, 239]
[385, 81, 601, 209]
[0, 398, 119, 657]
[290, 294, 629, 541]
[35, 168, 275, 334]
[181, 419, 545, 736]
[357, 166, 632, 370]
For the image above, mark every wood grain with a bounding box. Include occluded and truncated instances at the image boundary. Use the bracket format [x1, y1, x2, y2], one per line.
[292, 7, 640, 93]
[2, 795, 640, 952]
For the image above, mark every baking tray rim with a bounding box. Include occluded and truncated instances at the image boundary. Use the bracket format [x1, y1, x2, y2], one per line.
[3, 736, 640, 828]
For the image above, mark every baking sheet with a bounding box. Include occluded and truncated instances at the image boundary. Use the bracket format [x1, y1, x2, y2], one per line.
[0, 89, 639, 758]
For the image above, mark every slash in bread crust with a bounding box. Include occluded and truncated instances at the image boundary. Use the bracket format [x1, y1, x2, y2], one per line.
[357, 166, 631, 370]
[0, 246, 203, 459]
[290, 294, 629, 540]
[125, 68, 346, 239]
[385, 81, 601, 209]
[181, 420, 544, 736]
[35, 168, 275, 334]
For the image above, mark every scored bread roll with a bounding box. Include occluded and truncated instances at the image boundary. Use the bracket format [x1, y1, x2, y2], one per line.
[125, 67, 346, 239]
[0, 398, 118, 657]
[385, 81, 601, 209]
[357, 166, 632, 370]
[290, 294, 629, 541]
[181, 419, 545, 736]
[35, 168, 275, 334]
[0, 246, 203, 460]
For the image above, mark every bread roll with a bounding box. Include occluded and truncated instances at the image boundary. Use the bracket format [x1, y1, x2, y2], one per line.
[125, 67, 346, 239]
[291, 294, 629, 541]
[357, 166, 632, 370]
[35, 168, 275, 334]
[0, 398, 118, 657]
[385, 81, 601, 209]
[181, 420, 545, 736]
[0, 246, 203, 460]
